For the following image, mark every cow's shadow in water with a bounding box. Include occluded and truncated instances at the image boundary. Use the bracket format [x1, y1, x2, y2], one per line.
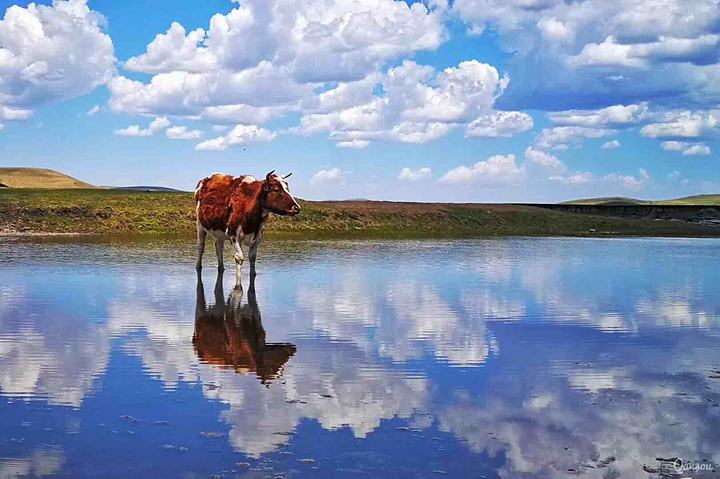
[193, 271, 296, 383]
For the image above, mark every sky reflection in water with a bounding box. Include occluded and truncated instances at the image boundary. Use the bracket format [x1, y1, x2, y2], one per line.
[1, 238, 719, 478]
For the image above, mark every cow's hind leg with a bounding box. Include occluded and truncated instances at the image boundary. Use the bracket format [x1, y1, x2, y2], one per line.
[248, 232, 263, 278]
[215, 236, 225, 272]
[196, 220, 207, 271]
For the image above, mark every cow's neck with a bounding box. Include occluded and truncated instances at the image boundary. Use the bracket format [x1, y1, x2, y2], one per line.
[240, 183, 266, 236]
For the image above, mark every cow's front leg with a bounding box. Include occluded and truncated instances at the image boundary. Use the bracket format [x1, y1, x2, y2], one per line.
[196, 220, 207, 271]
[215, 237, 225, 272]
[248, 233, 263, 278]
[231, 237, 245, 286]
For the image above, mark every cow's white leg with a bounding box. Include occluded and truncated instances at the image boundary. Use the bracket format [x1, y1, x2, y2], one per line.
[215, 236, 225, 272]
[196, 220, 207, 271]
[232, 237, 245, 286]
[248, 233, 261, 278]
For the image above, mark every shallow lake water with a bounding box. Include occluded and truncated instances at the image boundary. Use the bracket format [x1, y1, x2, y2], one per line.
[1, 237, 719, 478]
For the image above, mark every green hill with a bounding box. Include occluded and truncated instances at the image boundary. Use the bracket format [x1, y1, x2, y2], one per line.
[0, 167, 96, 189]
[563, 194, 720, 206]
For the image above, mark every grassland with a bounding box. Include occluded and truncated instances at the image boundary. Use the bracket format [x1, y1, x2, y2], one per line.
[563, 194, 720, 206]
[1, 188, 719, 238]
[0, 167, 96, 189]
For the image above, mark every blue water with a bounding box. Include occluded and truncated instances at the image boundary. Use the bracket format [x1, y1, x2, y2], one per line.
[1, 237, 719, 478]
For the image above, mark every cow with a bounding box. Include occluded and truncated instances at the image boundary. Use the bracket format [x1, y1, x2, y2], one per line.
[194, 170, 301, 282]
[193, 271, 296, 383]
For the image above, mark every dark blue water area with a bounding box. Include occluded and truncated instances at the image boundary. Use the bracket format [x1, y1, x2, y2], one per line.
[1, 237, 719, 478]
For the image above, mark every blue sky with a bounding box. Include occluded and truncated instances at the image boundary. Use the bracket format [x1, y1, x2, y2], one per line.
[0, 0, 718, 202]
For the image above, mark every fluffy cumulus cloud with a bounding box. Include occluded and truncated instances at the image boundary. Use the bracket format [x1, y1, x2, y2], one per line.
[549, 171, 595, 185]
[604, 168, 651, 190]
[398, 167, 432, 181]
[165, 125, 202, 140]
[439, 154, 524, 185]
[311, 167, 346, 185]
[640, 110, 719, 139]
[536, 103, 652, 149]
[536, 125, 610, 150]
[106, 0, 538, 149]
[661, 140, 711, 156]
[453, 0, 720, 111]
[296, 59, 530, 147]
[602, 139, 621, 149]
[0, 0, 114, 120]
[195, 124, 275, 151]
[549, 168, 651, 190]
[524, 147, 565, 171]
[465, 110, 533, 138]
[108, 0, 447, 131]
[114, 116, 170, 137]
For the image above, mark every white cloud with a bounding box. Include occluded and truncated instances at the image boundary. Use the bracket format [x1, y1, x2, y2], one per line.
[537, 16, 574, 43]
[682, 144, 711, 156]
[311, 167, 346, 185]
[548, 104, 648, 128]
[524, 147, 565, 171]
[549, 172, 595, 185]
[166, 125, 202, 140]
[536, 104, 650, 149]
[570, 34, 720, 68]
[86, 105, 101, 116]
[298, 60, 530, 147]
[398, 167, 432, 181]
[0, 106, 33, 121]
[195, 124, 275, 151]
[536, 126, 609, 149]
[439, 154, 524, 185]
[660, 140, 712, 156]
[601, 140, 621, 149]
[114, 116, 170, 137]
[0, 0, 114, 118]
[452, 0, 720, 111]
[660, 140, 685, 152]
[124, 22, 215, 74]
[603, 168, 651, 190]
[640, 110, 718, 138]
[336, 139, 370, 149]
[465, 111, 534, 138]
[124, 1, 444, 82]
[109, 0, 445, 125]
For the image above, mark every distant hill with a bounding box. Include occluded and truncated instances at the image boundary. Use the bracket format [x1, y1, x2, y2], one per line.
[112, 186, 186, 192]
[0, 167, 95, 189]
[563, 194, 720, 206]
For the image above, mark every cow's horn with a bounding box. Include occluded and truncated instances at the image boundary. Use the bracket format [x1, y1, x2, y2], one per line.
[283, 172, 293, 179]
[266, 170, 275, 180]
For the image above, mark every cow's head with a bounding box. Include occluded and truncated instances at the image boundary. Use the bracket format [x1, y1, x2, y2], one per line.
[262, 170, 301, 216]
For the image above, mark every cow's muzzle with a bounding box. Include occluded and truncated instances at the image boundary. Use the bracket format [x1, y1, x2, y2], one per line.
[288, 204, 301, 216]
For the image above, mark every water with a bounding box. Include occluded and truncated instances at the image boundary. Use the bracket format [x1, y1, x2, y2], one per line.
[1, 237, 719, 478]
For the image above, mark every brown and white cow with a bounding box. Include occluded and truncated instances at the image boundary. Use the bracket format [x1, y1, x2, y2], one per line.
[194, 170, 300, 281]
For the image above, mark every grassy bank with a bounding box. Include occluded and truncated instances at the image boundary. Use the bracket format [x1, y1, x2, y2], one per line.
[1, 188, 719, 238]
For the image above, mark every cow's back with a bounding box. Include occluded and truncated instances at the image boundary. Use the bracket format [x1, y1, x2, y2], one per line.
[195, 174, 243, 232]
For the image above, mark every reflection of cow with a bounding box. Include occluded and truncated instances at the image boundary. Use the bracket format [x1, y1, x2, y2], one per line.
[193, 272, 296, 383]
